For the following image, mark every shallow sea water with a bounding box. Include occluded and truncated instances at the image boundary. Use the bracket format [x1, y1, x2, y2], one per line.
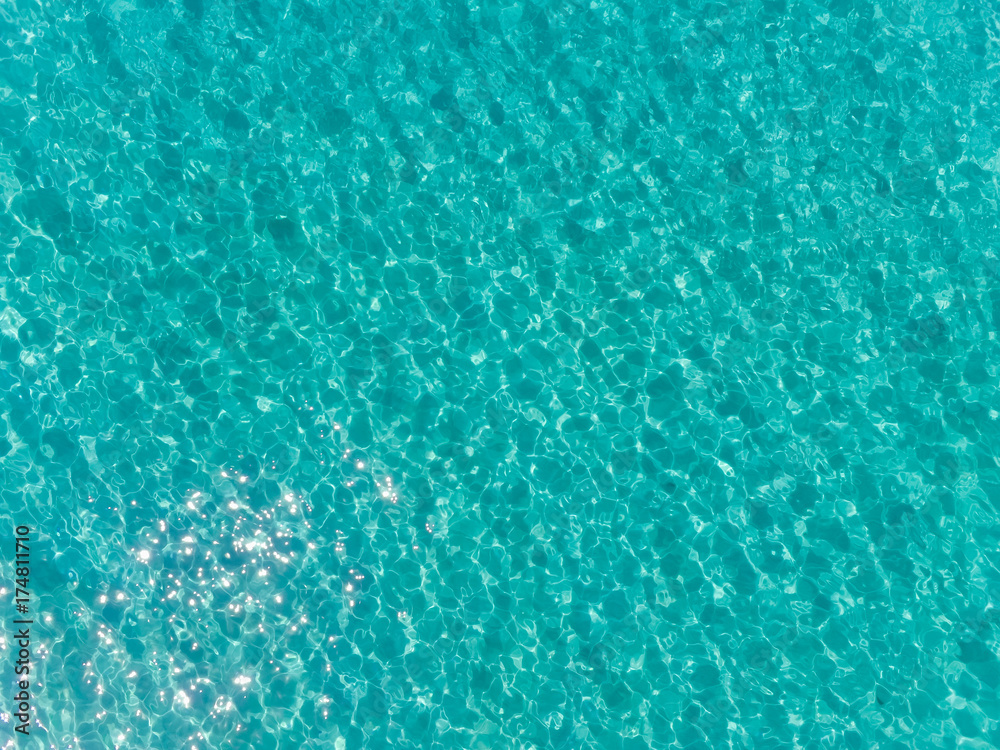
[2, 0, 1000, 748]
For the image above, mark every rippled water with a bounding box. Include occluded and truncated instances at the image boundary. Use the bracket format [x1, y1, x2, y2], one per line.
[2, 0, 1000, 748]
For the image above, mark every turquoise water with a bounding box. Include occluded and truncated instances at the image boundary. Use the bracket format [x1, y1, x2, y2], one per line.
[2, 0, 1000, 747]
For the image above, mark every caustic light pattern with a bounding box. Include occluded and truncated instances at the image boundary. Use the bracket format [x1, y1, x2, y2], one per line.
[1, 0, 1000, 749]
